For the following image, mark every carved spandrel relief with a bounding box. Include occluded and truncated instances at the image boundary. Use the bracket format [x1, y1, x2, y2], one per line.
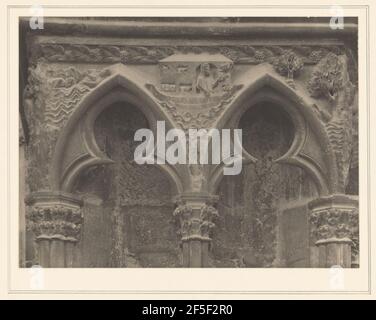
[146, 53, 243, 130]
[22, 64, 112, 191]
[24, 63, 112, 132]
[45, 67, 112, 130]
[308, 53, 357, 191]
[158, 53, 233, 95]
[271, 49, 304, 89]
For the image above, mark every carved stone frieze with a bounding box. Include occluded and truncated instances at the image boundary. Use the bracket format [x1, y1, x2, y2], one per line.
[32, 43, 344, 65]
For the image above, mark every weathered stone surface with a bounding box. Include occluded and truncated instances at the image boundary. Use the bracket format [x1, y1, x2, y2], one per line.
[212, 103, 320, 267]
[73, 103, 179, 267]
[32, 43, 346, 66]
[281, 204, 310, 267]
[20, 17, 358, 268]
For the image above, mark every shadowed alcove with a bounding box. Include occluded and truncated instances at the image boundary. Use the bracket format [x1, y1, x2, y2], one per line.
[211, 102, 319, 267]
[72, 102, 181, 267]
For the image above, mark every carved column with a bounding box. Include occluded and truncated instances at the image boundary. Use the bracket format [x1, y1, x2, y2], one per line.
[173, 194, 218, 267]
[308, 195, 358, 268]
[25, 192, 83, 268]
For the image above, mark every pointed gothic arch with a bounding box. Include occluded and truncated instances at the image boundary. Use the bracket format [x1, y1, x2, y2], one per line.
[209, 71, 338, 196]
[50, 64, 184, 194]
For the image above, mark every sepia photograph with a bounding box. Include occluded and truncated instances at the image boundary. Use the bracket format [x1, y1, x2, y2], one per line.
[18, 16, 359, 269]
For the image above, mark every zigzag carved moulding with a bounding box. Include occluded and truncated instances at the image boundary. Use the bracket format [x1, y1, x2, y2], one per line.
[33, 43, 345, 65]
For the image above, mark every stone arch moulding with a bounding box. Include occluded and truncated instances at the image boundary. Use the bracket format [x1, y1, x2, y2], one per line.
[209, 71, 338, 196]
[50, 64, 184, 195]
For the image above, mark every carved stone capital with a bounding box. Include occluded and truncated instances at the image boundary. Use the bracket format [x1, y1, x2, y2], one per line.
[308, 195, 358, 257]
[173, 195, 219, 241]
[26, 192, 83, 242]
